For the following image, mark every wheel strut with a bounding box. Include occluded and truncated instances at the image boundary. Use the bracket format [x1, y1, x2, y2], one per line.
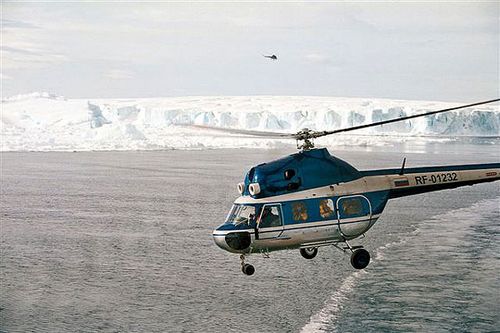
[240, 254, 255, 276]
[333, 239, 371, 270]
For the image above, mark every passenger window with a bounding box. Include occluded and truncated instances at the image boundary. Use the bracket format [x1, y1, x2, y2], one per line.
[258, 206, 282, 228]
[319, 199, 334, 218]
[341, 198, 363, 215]
[292, 201, 308, 221]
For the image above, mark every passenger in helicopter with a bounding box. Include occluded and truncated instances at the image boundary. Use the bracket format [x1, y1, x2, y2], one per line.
[292, 202, 308, 221]
[319, 199, 334, 218]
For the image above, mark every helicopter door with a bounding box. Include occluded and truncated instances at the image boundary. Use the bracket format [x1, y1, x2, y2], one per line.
[336, 195, 372, 238]
[256, 204, 284, 240]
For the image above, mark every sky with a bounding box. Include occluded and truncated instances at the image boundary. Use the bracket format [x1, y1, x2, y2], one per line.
[1, 1, 499, 102]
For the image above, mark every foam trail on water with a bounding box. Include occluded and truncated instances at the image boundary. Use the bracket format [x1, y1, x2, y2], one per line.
[300, 232, 418, 333]
[300, 197, 499, 333]
[300, 270, 365, 333]
[374, 227, 420, 261]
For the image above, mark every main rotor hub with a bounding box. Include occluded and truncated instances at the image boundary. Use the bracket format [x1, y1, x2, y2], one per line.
[294, 128, 323, 151]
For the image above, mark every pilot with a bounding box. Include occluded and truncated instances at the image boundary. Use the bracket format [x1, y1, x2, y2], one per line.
[259, 207, 280, 227]
[248, 213, 256, 225]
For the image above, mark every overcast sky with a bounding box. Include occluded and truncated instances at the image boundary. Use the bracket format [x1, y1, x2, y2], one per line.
[2, 1, 498, 102]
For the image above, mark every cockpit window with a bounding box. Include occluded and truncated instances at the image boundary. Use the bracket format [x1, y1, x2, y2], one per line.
[258, 205, 282, 228]
[225, 205, 256, 226]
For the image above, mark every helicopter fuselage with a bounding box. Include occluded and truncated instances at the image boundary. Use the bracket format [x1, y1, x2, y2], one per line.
[210, 98, 500, 275]
[213, 148, 500, 258]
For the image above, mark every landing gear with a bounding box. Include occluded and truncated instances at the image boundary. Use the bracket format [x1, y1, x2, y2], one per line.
[242, 263, 255, 275]
[240, 254, 255, 276]
[350, 248, 370, 269]
[300, 247, 318, 259]
[332, 240, 371, 269]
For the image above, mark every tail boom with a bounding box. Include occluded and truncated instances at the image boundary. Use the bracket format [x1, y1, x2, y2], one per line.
[362, 163, 500, 199]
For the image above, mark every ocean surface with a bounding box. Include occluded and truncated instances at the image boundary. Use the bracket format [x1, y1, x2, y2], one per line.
[1, 140, 499, 332]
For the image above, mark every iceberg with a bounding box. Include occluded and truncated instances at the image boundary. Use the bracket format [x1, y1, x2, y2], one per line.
[1, 93, 499, 151]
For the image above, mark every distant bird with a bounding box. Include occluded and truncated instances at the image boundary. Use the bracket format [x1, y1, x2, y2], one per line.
[263, 54, 277, 61]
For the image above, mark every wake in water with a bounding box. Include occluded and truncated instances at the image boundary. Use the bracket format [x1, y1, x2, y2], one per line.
[301, 229, 419, 333]
[300, 229, 419, 333]
[300, 271, 365, 333]
[300, 197, 499, 333]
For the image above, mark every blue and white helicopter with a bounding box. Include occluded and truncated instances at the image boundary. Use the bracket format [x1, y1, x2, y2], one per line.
[212, 99, 500, 275]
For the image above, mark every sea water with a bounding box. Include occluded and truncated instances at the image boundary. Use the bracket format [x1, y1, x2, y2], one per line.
[1, 140, 499, 332]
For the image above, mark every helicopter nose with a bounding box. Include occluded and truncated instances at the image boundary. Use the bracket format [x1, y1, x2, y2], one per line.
[213, 230, 252, 253]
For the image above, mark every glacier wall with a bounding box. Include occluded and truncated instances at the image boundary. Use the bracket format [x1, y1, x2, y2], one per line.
[2, 93, 499, 151]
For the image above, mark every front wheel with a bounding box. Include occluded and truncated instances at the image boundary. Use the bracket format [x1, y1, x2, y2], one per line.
[242, 264, 255, 276]
[300, 247, 318, 259]
[350, 248, 370, 269]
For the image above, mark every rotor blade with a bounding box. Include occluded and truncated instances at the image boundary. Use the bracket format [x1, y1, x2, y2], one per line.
[187, 125, 295, 138]
[312, 98, 500, 138]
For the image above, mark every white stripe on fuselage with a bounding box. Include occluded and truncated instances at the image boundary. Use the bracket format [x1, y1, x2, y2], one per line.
[213, 214, 382, 236]
[233, 167, 500, 204]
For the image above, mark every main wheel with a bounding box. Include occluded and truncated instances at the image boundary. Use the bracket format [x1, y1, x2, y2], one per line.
[300, 247, 318, 259]
[350, 248, 370, 269]
[242, 264, 255, 276]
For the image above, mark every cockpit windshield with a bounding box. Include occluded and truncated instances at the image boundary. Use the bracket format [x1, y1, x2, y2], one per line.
[225, 205, 256, 226]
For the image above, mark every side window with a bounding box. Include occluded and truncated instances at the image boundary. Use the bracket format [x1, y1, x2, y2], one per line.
[340, 198, 363, 215]
[258, 205, 282, 228]
[319, 199, 334, 219]
[292, 201, 308, 221]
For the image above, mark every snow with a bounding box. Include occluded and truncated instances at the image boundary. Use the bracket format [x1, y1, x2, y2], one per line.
[2, 93, 499, 151]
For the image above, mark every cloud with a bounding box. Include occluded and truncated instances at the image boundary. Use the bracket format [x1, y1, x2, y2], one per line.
[304, 53, 333, 65]
[1, 12, 68, 70]
[1, 2, 497, 100]
[0, 45, 68, 70]
[1, 73, 13, 80]
[354, 3, 498, 34]
[1, 19, 40, 29]
[103, 69, 134, 80]
[2, 45, 42, 56]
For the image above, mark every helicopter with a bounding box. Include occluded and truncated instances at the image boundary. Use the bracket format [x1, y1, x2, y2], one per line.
[211, 99, 500, 275]
[263, 54, 278, 60]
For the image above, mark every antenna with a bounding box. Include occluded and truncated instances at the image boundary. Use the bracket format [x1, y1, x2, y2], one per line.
[399, 157, 407, 175]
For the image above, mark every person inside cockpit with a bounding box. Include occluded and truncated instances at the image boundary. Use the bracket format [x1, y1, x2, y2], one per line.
[259, 206, 281, 227]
